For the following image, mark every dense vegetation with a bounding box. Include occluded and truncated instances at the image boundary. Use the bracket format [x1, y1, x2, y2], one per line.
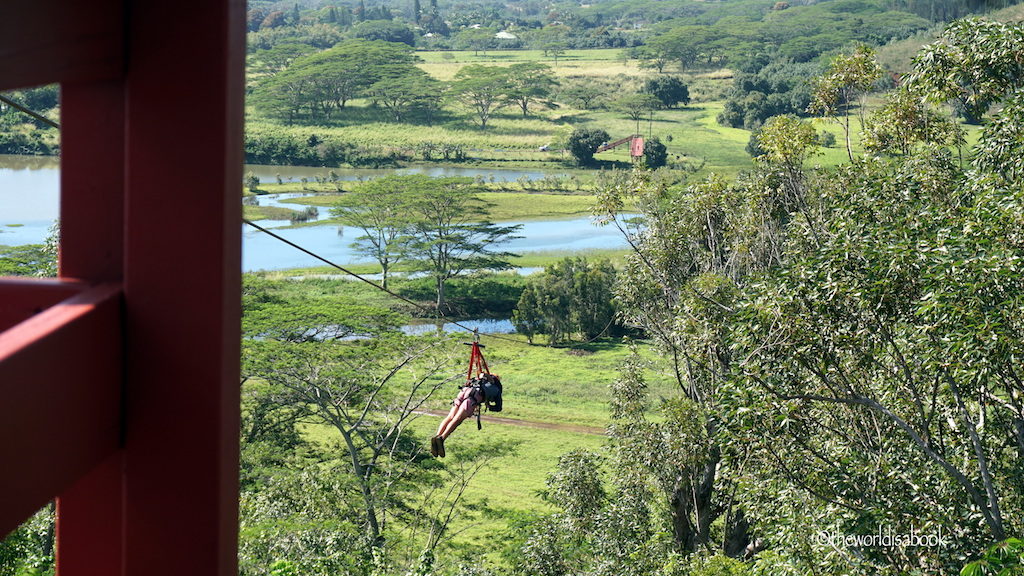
[0, 85, 59, 155]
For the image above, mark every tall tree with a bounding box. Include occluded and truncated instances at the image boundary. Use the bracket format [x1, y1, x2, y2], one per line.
[367, 69, 444, 123]
[448, 65, 511, 128]
[242, 336, 456, 554]
[808, 44, 883, 162]
[504, 62, 558, 117]
[643, 76, 690, 109]
[512, 257, 618, 344]
[614, 93, 661, 132]
[252, 40, 420, 123]
[401, 176, 521, 310]
[330, 176, 418, 289]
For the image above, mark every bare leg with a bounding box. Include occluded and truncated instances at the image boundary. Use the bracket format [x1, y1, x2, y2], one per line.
[439, 410, 470, 439]
[435, 405, 459, 437]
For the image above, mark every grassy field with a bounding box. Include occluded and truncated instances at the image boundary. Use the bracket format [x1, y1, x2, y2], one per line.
[294, 331, 677, 567]
[264, 248, 633, 279]
[272, 189, 609, 222]
[415, 48, 643, 81]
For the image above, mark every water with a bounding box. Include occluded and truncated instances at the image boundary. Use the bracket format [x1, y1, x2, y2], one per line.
[242, 216, 627, 272]
[401, 318, 515, 336]
[0, 154, 59, 246]
[0, 156, 628, 272]
[246, 164, 566, 184]
[250, 192, 325, 222]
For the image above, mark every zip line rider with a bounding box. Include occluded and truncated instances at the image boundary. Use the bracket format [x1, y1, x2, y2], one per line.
[431, 337, 502, 458]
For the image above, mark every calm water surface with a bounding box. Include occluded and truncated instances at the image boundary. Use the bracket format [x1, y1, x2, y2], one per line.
[0, 156, 627, 273]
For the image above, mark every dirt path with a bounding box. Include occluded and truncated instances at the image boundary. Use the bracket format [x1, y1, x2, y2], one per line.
[416, 409, 606, 436]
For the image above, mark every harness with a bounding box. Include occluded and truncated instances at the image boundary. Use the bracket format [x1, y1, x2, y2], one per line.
[463, 331, 501, 429]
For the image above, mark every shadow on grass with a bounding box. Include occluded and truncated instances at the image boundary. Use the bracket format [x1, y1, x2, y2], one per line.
[544, 337, 634, 354]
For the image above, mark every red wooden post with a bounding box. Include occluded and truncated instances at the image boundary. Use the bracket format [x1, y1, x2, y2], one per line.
[119, 2, 243, 574]
[0, 1, 243, 575]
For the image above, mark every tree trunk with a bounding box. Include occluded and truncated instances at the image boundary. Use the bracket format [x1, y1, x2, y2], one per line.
[843, 105, 854, 162]
[435, 276, 446, 310]
[669, 447, 721, 553]
[339, 427, 382, 547]
[724, 509, 752, 557]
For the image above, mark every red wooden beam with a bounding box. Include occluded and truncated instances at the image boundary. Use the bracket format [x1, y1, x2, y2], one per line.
[0, 0, 123, 91]
[0, 284, 122, 537]
[54, 78, 128, 576]
[119, 2, 243, 575]
[0, 279, 86, 332]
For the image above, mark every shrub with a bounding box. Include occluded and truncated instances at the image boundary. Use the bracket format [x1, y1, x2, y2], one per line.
[643, 137, 668, 168]
[567, 128, 610, 166]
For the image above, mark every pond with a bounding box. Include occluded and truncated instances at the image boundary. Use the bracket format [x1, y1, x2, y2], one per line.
[0, 155, 59, 245]
[0, 155, 628, 273]
[242, 216, 627, 272]
[401, 318, 515, 336]
[245, 164, 568, 184]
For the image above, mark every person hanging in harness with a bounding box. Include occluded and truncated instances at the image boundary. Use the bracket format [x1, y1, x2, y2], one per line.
[431, 339, 502, 458]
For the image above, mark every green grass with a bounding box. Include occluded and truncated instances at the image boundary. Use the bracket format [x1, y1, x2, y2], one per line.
[415, 48, 644, 81]
[293, 333, 675, 566]
[277, 190, 606, 222]
[300, 415, 605, 566]
[509, 248, 631, 268]
[243, 204, 302, 221]
[267, 248, 633, 279]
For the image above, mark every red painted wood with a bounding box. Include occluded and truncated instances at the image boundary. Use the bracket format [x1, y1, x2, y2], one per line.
[0, 0, 123, 91]
[0, 279, 86, 331]
[59, 81, 125, 281]
[120, 2, 243, 575]
[56, 452, 124, 575]
[54, 80, 127, 575]
[0, 3, 243, 573]
[0, 284, 122, 537]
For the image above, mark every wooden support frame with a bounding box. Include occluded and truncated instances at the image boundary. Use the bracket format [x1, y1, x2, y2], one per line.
[0, 1, 243, 575]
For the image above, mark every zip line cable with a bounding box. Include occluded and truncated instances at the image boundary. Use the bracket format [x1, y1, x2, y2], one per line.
[0, 94, 59, 129]
[2, 94, 556, 346]
[243, 219, 522, 344]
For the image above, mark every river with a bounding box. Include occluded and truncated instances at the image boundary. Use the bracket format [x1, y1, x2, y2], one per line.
[0, 155, 628, 273]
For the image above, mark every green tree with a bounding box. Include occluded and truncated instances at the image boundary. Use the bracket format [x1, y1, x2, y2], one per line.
[909, 18, 1024, 182]
[401, 176, 521, 310]
[0, 244, 55, 277]
[862, 87, 962, 156]
[643, 76, 690, 109]
[504, 62, 558, 117]
[642, 136, 668, 168]
[367, 69, 443, 123]
[330, 176, 420, 289]
[808, 44, 883, 162]
[350, 20, 415, 45]
[560, 81, 604, 110]
[962, 539, 1024, 576]
[251, 43, 315, 75]
[567, 128, 610, 166]
[244, 171, 261, 193]
[909, 18, 1024, 124]
[512, 258, 618, 344]
[252, 40, 419, 123]
[242, 335, 456, 556]
[454, 27, 496, 56]
[614, 93, 661, 127]
[448, 65, 510, 129]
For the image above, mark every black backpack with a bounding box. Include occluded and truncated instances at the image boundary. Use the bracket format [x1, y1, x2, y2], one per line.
[478, 373, 502, 413]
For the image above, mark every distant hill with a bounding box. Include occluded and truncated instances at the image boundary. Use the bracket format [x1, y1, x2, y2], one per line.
[876, 2, 1024, 73]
